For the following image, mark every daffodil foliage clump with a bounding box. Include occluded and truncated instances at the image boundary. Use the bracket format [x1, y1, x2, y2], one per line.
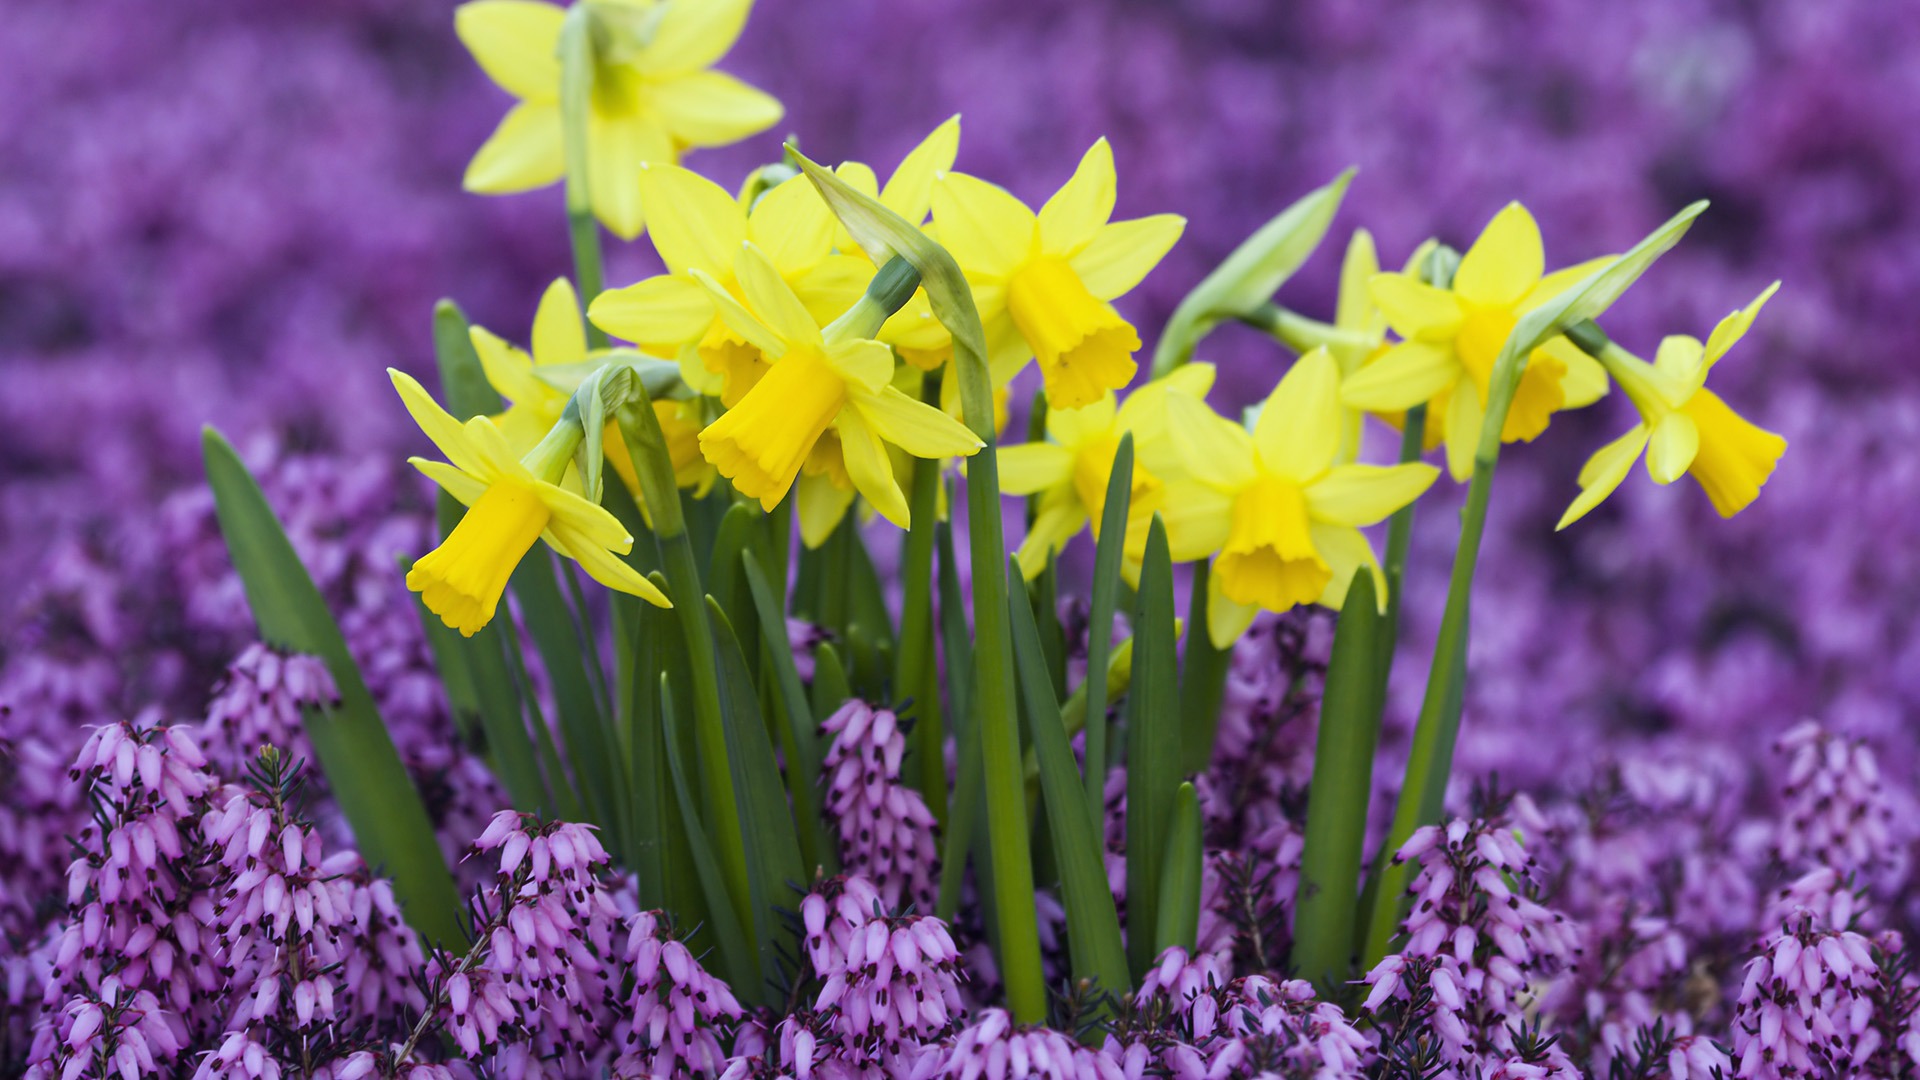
[14, 0, 1832, 1076]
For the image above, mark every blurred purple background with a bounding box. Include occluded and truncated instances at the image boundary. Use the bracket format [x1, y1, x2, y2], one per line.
[4, 0, 1917, 774]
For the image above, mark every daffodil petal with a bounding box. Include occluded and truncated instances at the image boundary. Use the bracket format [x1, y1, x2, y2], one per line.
[538, 478, 634, 551]
[931, 172, 1037, 280]
[1443, 376, 1483, 482]
[734, 242, 822, 347]
[854, 385, 985, 457]
[1309, 523, 1385, 613]
[636, 0, 752, 76]
[1454, 202, 1543, 308]
[1339, 340, 1458, 411]
[1070, 214, 1185, 301]
[1646, 411, 1700, 484]
[1558, 425, 1649, 529]
[1159, 480, 1234, 563]
[1305, 463, 1440, 527]
[410, 457, 489, 507]
[639, 164, 747, 275]
[688, 267, 785, 358]
[1166, 393, 1257, 492]
[392, 370, 493, 479]
[468, 327, 541, 405]
[1336, 229, 1381, 334]
[589, 116, 673, 241]
[530, 278, 586, 365]
[1368, 273, 1463, 340]
[1206, 568, 1261, 650]
[589, 273, 714, 348]
[1015, 500, 1084, 581]
[881, 115, 960, 223]
[464, 102, 564, 194]
[1039, 138, 1117, 256]
[1653, 335, 1707, 396]
[455, 1, 563, 102]
[746, 175, 836, 276]
[995, 442, 1075, 496]
[1518, 255, 1615, 313]
[1253, 348, 1341, 483]
[1046, 392, 1116, 446]
[1705, 281, 1780, 366]
[1538, 336, 1608, 408]
[648, 70, 784, 149]
[838, 412, 910, 528]
[797, 472, 856, 549]
[549, 522, 671, 607]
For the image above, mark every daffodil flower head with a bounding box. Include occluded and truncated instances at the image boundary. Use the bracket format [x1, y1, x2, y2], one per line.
[1558, 283, 1787, 529]
[931, 139, 1185, 410]
[391, 369, 670, 636]
[455, 0, 783, 239]
[1162, 349, 1439, 647]
[470, 277, 590, 454]
[588, 164, 869, 405]
[1339, 203, 1614, 480]
[690, 243, 983, 520]
[999, 363, 1216, 580]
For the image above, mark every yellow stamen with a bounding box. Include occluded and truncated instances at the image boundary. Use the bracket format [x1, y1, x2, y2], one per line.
[406, 479, 551, 637]
[1216, 474, 1328, 612]
[699, 346, 847, 510]
[1006, 256, 1141, 409]
[1683, 389, 1786, 517]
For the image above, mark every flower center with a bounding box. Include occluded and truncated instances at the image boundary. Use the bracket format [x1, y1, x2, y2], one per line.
[699, 346, 848, 511]
[1216, 473, 1328, 612]
[1005, 256, 1141, 410]
[407, 479, 552, 636]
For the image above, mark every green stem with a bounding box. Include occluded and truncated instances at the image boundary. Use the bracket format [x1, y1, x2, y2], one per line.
[1178, 561, 1233, 775]
[896, 373, 947, 822]
[1239, 302, 1377, 355]
[557, 6, 608, 349]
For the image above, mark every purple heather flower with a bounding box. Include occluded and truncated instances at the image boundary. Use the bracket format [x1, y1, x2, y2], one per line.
[614, 910, 743, 1078]
[820, 701, 940, 913]
[1773, 720, 1903, 883]
[198, 644, 338, 786]
[800, 876, 966, 1068]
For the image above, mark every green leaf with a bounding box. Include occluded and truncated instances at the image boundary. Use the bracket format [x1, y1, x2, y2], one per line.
[895, 413, 947, 821]
[1081, 434, 1133, 817]
[658, 674, 756, 992]
[742, 552, 838, 877]
[1007, 570, 1131, 1005]
[1125, 516, 1182, 978]
[1155, 782, 1202, 958]
[510, 552, 614, 827]
[1292, 571, 1383, 992]
[431, 300, 503, 418]
[1153, 169, 1354, 375]
[709, 599, 806, 999]
[1178, 561, 1233, 775]
[202, 429, 461, 946]
[811, 642, 851, 722]
[708, 502, 772, 676]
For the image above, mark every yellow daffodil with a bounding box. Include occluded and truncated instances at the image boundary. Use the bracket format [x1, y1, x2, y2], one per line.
[588, 165, 868, 405]
[931, 139, 1185, 410]
[1339, 203, 1613, 480]
[834, 117, 963, 372]
[1558, 283, 1786, 528]
[999, 363, 1215, 580]
[690, 243, 983, 519]
[455, 0, 782, 240]
[1161, 349, 1439, 647]
[391, 370, 669, 636]
[790, 368, 941, 549]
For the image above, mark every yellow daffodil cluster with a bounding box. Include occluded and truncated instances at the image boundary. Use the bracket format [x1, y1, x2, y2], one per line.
[398, 0, 1782, 641]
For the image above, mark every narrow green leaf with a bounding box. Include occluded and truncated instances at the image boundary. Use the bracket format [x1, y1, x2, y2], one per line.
[708, 502, 771, 676]
[510, 552, 613, 828]
[430, 299, 503, 418]
[811, 643, 851, 722]
[1292, 572, 1384, 991]
[1153, 169, 1355, 375]
[1007, 570, 1131, 1005]
[1081, 434, 1133, 817]
[742, 552, 838, 877]
[1126, 516, 1182, 978]
[203, 429, 461, 946]
[659, 675, 756, 992]
[1154, 783, 1202, 957]
[708, 599, 807, 1000]
[1178, 561, 1234, 775]
[895, 403, 946, 822]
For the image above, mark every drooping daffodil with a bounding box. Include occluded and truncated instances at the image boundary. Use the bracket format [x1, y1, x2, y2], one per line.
[1161, 349, 1440, 647]
[1339, 203, 1613, 480]
[999, 363, 1216, 580]
[391, 370, 670, 636]
[931, 139, 1185, 410]
[455, 0, 782, 240]
[1557, 283, 1786, 529]
[692, 243, 983, 520]
[589, 165, 868, 405]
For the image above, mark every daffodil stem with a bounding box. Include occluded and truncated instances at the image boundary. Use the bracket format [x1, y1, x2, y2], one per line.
[1240, 302, 1376, 355]
[896, 371, 946, 824]
[1361, 353, 1520, 968]
[557, 5, 608, 350]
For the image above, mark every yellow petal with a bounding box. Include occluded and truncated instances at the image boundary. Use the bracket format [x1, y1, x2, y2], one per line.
[827, 340, 895, 394]
[1252, 348, 1341, 483]
[469, 327, 541, 404]
[930, 172, 1037, 280]
[881, 115, 961, 223]
[639, 164, 747, 275]
[1039, 138, 1116, 256]
[530, 278, 586, 365]
[1309, 523, 1386, 613]
[1443, 375, 1483, 481]
[1368, 273, 1463, 340]
[1206, 567, 1260, 650]
[1653, 335, 1707, 396]
[797, 471, 857, 549]
[589, 115, 674, 241]
[838, 412, 910, 528]
[746, 175, 836, 276]
[547, 522, 671, 607]
[1704, 281, 1781, 367]
[793, 255, 874, 327]
[1684, 390, 1785, 517]
[391, 370, 492, 479]
[1556, 425, 1649, 529]
[589, 274, 714, 349]
[1166, 393, 1256, 492]
[636, 0, 751, 76]
[1646, 412, 1700, 484]
[1015, 499, 1085, 581]
[1305, 463, 1440, 527]
[1158, 479, 1234, 562]
[688, 268, 785, 359]
[1339, 340, 1458, 412]
[1519, 255, 1615, 313]
[410, 457, 489, 507]
[852, 385, 985, 457]
[1047, 391, 1117, 447]
[734, 242, 822, 347]
[1537, 336, 1608, 408]
[646, 70, 783, 149]
[1454, 202, 1543, 308]
[454, 1, 563, 103]
[1070, 214, 1185, 301]
[996, 442, 1076, 495]
[1335, 228, 1381, 334]
[463, 102, 564, 194]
